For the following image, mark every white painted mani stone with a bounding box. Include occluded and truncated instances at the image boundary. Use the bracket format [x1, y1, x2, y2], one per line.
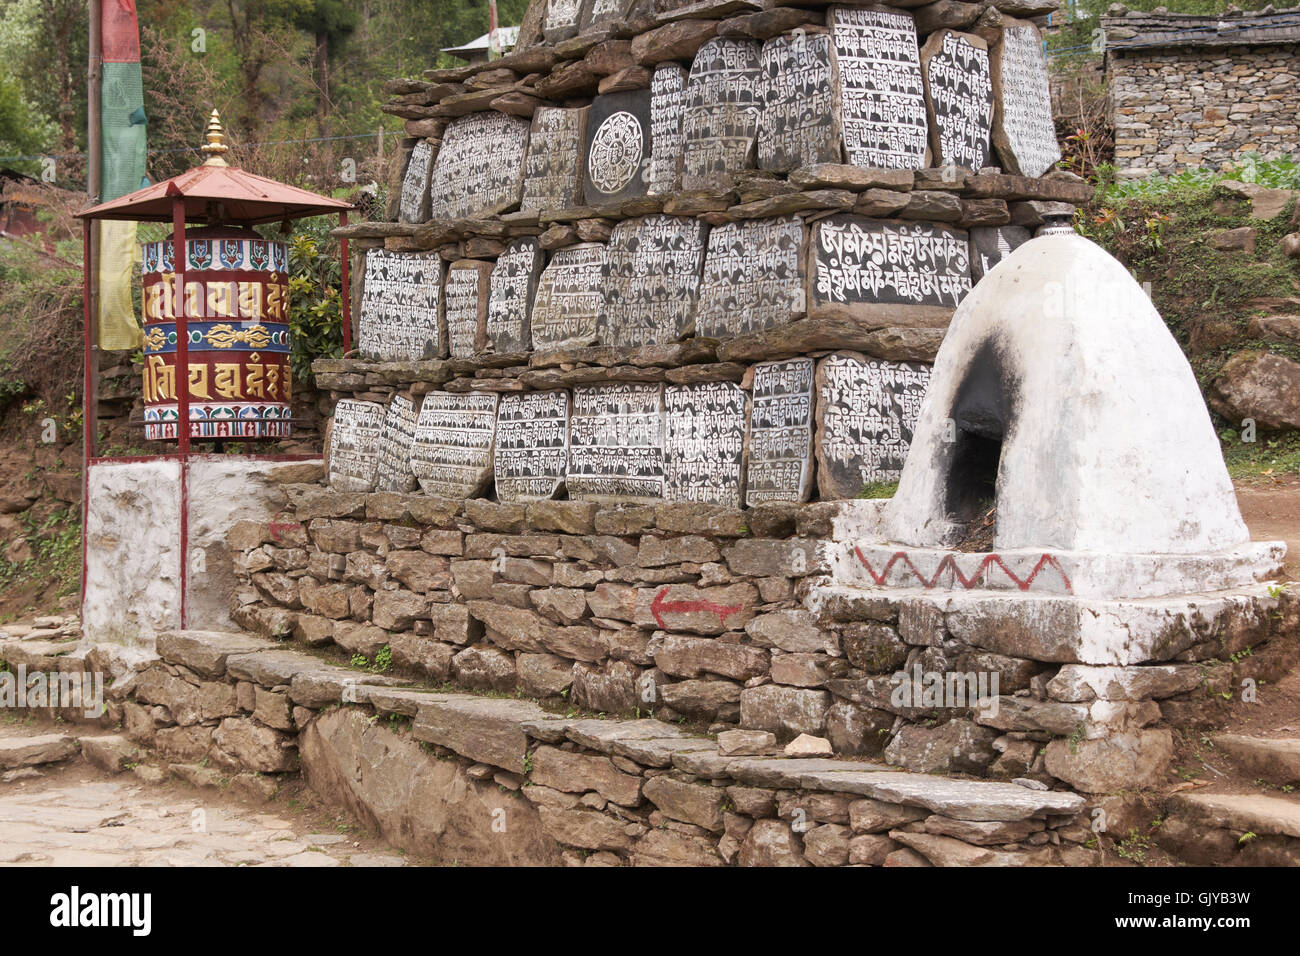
[811, 234, 1286, 664]
[887, 234, 1264, 557]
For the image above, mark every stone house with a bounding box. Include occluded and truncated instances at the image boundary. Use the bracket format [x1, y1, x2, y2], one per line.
[1102, 6, 1300, 177]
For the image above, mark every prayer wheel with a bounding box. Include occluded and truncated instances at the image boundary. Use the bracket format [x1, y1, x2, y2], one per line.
[139, 226, 292, 440]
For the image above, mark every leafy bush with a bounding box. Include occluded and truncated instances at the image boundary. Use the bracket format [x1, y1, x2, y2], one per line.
[281, 216, 345, 387]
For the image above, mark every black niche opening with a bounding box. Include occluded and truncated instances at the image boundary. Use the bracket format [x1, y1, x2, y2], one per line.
[944, 341, 1011, 525]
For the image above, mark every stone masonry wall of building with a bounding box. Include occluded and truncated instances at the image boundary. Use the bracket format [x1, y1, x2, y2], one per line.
[1109, 43, 1300, 176]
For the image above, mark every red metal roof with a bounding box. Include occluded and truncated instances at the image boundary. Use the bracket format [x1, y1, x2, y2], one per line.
[74, 162, 353, 225]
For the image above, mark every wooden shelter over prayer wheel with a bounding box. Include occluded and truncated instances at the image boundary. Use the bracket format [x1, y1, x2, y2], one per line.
[74, 110, 353, 641]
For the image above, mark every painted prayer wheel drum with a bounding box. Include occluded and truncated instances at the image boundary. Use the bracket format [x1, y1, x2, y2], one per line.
[140, 226, 292, 440]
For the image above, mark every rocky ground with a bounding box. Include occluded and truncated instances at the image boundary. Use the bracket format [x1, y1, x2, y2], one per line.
[0, 721, 407, 867]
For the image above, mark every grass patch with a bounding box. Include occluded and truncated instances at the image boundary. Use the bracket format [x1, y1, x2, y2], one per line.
[1220, 431, 1300, 481]
[856, 480, 899, 499]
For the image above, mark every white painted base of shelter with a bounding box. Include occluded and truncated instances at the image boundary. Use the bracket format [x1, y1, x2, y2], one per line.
[82, 456, 320, 646]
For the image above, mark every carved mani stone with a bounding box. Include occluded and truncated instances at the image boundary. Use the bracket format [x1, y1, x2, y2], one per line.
[680, 37, 763, 190]
[664, 381, 748, 508]
[598, 215, 708, 348]
[831, 6, 929, 171]
[745, 357, 815, 507]
[523, 106, 590, 214]
[398, 140, 433, 224]
[486, 237, 545, 354]
[444, 259, 494, 359]
[582, 91, 652, 206]
[429, 112, 531, 221]
[329, 399, 386, 493]
[410, 392, 499, 499]
[695, 216, 806, 339]
[990, 20, 1061, 178]
[568, 383, 666, 501]
[494, 390, 571, 503]
[807, 215, 970, 328]
[531, 242, 607, 351]
[648, 63, 689, 197]
[920, 30, 994, 172]
[757, 32, 843, 173]
[358, 250, 445, 361]
[374, 394, 421, 494]
[814, 351, 931, 499]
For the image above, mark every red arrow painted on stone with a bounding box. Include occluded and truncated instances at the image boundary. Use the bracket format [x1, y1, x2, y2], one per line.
[269, 519, 300, 542]
[651, 586, 744, 630]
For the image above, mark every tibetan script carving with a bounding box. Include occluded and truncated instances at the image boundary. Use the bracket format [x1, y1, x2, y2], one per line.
[444, 260, 493, 359]
[648, 63, 688, 197]
[410, 392, 499, 499]
[531, 242, 606, 351]
[757, 33, 842, 173]
[814, 352, 930, 499]
[486, 238, 544, 354]
[429, 112, 530, 221]
[567, 383, 665, 500]
[745, 358, 814, 506]
[808, 215, 970, 324]
[329, 399, 385, 492]
[598, 216, 707, 348]
[398, 140, 433, 224]
[494, 390, 570, 502]
[681, 37, 763, 190]
[358, 250, 444, 361]
[831, 7, 928, 170]
[374, 394, 420, 493]
[920, 30, 994, 171]
[991, 21, 1061, 178]
[664, 381, 747, 508]
[523, 106, 589, 213]
[695, 216, 806, 339]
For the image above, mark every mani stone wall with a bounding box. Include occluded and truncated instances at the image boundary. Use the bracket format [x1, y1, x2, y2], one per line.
[1107, 43, 1300, 176]
[336, 0, 1093, 510]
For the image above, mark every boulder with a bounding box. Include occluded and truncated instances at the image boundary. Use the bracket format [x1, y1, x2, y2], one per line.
[1044, 728, 1173, 793]
[1210, 350, 1300, 430]
[300, 708, 562, 865]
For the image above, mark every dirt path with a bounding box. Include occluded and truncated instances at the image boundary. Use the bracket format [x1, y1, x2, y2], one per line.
[0, 723, 408, 868]
[1235, 474, 1300, 580]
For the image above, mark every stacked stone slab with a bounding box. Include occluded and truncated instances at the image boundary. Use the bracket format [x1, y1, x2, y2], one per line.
[352, 0, 1089, 507]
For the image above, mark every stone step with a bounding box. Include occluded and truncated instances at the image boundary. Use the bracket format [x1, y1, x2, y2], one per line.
[0, 733, 78, 770]
[1168, 791, 1300, 840]
[79, 734, 142, 774]
[156, 629, 412, 709]
[150, 627, 1089, 828]
[1214, 734, 1300, 786]
[0, 639, 78, 672]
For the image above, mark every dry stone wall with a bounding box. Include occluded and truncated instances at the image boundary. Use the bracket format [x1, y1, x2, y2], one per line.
[210, 482, 1299, 798]
[1108, 43, 1300, 176]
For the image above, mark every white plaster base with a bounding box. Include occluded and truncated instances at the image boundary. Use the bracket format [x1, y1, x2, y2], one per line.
[82, 456, 320, 646]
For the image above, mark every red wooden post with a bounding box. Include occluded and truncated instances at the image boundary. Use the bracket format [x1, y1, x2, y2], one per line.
[172, 196, 189, 628]
[340, 209, 351, 354]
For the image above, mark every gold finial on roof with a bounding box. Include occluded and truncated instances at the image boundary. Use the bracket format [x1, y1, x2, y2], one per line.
[200, 109, 230, 166]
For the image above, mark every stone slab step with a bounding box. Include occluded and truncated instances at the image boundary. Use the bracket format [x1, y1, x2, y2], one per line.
[412, 696, 563, 775]
[156, 631, 412, 709]
[79, 734, 141, 774]
[0, 734, 78, 770]
[797, 770, 1086, 822]
[1214, 735, 1300, 786]
[0, 640, 78, 671]
[1168, 791, 1300, 839]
